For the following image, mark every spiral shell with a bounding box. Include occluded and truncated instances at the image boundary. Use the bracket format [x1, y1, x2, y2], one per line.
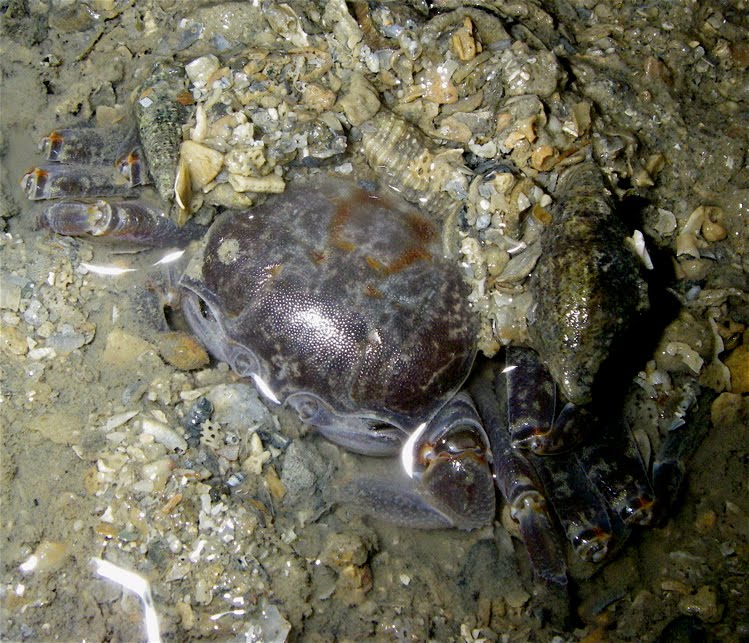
[134, 62, 189, 204]
[359, 110, 468, 222]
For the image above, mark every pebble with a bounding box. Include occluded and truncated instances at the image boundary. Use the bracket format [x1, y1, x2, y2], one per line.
[141, 457, 176, 492]
[156, 330, 209, 371]
[19, 541, 69, 574]
[694, 509, 717, 533]
[339, 72, 380, 126]
[141, 417, 188, 452]
[0, 274, 22, 310]
[103, 329, 156, 366]
[46, 324, 91, 353]
[678, 585, 723, 623]
[320, 533, 369, 569]
[723, 344, 749, 393]
[180, 140, 224, 189]
[0, 325, 28, 355]
[700, 206, 728, 241]
[28, 346, 56, 361]
[335, 564, 373, 606]
[23, 300, 49, 327]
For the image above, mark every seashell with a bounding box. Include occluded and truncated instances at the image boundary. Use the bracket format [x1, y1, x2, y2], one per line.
[359, 109, 467, 221]
[141, 417, 188, 452]
[180, 140, 224, 188]
[134, 62, 189, 204]
[528, 162, 649, 404]
[228, 173, 285, 194]
[339, 72, 381, 127]
[263, 2, 309, 48]
[174, 155, 191, 224]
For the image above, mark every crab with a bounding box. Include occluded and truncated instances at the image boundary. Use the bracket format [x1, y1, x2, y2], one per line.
[20, 118, 690, 591]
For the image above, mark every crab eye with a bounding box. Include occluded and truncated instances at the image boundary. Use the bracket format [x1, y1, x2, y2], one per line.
[196, 296, 215, 321]
[434, 427, 485, 456]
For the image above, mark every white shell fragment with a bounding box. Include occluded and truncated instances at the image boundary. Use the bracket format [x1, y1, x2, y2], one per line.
[140, 417, 188, 452]
[228, 173, 285, 194]
[627, 230, 654, 270]
[664, 342, 704, 374]
[180, 140, 224, 189]
[185, 54, 220, 87]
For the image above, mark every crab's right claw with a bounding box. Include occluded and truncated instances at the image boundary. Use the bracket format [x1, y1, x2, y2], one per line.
[406, 392, 496, 530]
[338, 392, 496, 531]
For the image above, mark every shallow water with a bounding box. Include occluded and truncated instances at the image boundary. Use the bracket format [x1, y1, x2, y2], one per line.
[1, 1, 748, 641]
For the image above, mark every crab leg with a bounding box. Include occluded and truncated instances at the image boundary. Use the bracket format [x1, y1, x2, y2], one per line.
[38, 199, 203, 247]
[492, 352, 617, 563]
[470, 369, 567, 586]
[505, 346, 591, 454]
[576, 416, 656, 526]
[40, 126, 135, 165]
[529, 449, 616, 563]
[21, 165, 140, 201]
[651, 386, 713, 515]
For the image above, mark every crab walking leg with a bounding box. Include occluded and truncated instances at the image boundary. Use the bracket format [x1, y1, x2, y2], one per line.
[20, 164, 142, 201]
[576, 416, 656, 526]
[470, 370, 567, 586]
[528, 449, 616, 563]
[40, 126, 134, 164]
[337, 476, 458, 529]
[652, 386, 713, 514]
[38, 200, 204, 247]
[505, 346, 591, 454]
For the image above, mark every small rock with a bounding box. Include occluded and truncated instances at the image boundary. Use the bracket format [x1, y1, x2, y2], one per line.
[339, 72, 380, 126]
[302, 83, 337, 112]
[711, 392, 749, 431]
[19, 541, 69, 574]
[0, 274, 22, 310]
[678, 585, 723, 623]
[141, 417, 188, 452]
[335, 564, 373, 606]
[0, 325, 28, 355]
[180, 140, 224, 190]
[156, 330, 209, 370]
[694, 509, 717, 533]
[320, 532, 369, 569]
[723, 344, 749, 393]
[103, 329, 156, 366]
[700, 206, 728, 242]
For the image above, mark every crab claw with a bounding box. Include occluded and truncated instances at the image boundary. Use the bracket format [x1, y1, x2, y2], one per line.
[338, 392, 495, 531]
[406, 392, 495, 529]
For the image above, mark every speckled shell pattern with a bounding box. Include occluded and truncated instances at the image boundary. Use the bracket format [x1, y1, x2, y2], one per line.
[181, 177, 478, 430]
[528, 163, 649, 405]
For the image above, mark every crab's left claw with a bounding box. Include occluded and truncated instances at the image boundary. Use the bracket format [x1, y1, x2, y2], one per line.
[339, 392, 495, 531]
